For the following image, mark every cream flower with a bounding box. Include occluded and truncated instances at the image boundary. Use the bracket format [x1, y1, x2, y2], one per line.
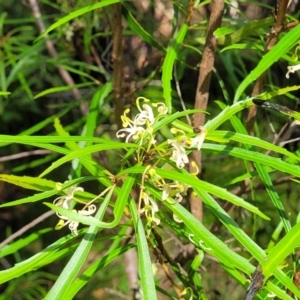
[135, 98, 155, 125]
[191, 126, 207, 151]
[116, 108, 146, 142]
[53, 183, 98, 236]
[56, 204, 97, 236]
[161, 181, 189, 201]
[168, 138, 189, 168]
[116, 126, 146, 143]
[173, 214, 183, 223]
[167, 127, 207, 168]
[116, 97, 168, 143]
[53, 184, 84, 210]
[286, 63, 300, 79]
[140, 192, 160, 226]
[152, 102, 168, 115]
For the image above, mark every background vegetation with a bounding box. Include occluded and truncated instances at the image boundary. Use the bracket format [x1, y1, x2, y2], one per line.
[1, 0, 300, 299]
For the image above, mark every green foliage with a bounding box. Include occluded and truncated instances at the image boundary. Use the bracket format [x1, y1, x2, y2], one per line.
[1, 1, 300, 299]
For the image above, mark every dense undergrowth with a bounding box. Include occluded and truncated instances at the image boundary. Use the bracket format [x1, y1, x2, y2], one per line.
[1, 1, 300, 299]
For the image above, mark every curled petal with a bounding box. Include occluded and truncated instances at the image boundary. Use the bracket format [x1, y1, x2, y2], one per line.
[53, 185, 84, 209]
[170, 127, 184, 135]
[140, 192, 160, 226]
[120, 109, 131, 127]
[188, 234, 196, 244]
[153, 102, 168, 115]
[116, 127, 145, 143]
[55, 219, 66, 230]
[266, 293, 276, 298]
[69, 220, 79, 236]
[53, 196, 68, 209]
[191, 127, 207, 151]
[79, 204, 97, 216]
[173, 214, 183, 223]
[136, 97, 150, 112]
[286, 63, 300, 79]
[190, 161, 199, 176]
[168, 139, 189, 168]
[199, 240, 212, 251]
[135, 104, 155, 125]
[175, 193, 183, 203]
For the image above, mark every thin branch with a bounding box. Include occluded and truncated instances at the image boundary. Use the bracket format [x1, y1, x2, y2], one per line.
[174, 63, 191, 125]
[123, 58, 163, 99]
[0, 210, 55, 248]
[27, 0, 88, 115]
[111, 3, 124, 129]
[0, 149, 52, 162]
[103, 288, 131, 300]
[246, 0, 290, 135]
[192, 0, 225, 129]
[190, 0, 225, 222]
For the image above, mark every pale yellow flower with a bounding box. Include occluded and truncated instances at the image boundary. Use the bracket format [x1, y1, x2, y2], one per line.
[53, 184, 84, 210]
[56, 204, 97, 236]
[139, 192, 160, 226]
[161, 181, 189, 201]
[116, 97, 168, 144]
[286, 63, 300, 78]
[191, 126, 207, 151]
[116, 108, 146, 142]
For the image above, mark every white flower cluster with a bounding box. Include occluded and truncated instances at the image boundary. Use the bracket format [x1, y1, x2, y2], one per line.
[116, 97, 168, 144]
[117, 97, 207, 169]
[54, 184, 96, 236]
[147, 168, 190, 223]
[116, 98, 207, 227]
[167, 127, 207, 169]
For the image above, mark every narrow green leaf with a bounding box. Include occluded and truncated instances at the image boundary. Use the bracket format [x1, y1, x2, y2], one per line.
[85, 83, 112, 139]
[221, 43, 263, 52]
[273, 268, 300, 298]
[37, 0, 121, 39]
[218, 101, 293, 233]
[0, 229, 52, 258]
[129, 198, 158, 300]
[195, 190, 266, 261]
[123, 7, 165, 53]
[255, 163, 291, 232]
[163, 200, 254, 274]
[162, 23, 188, 113]
[0, 91, 10, 95]
[44, 202, 106, 227]
[0, 135, 106, 144]
[120, 166, 269, 220]
[33, 83, 95, 99]
[39, 142, 137, 178]
[261, 221, 300, 279]
[201, 143, 300, 178]
[234, 23, 300, 101]
[0, 105, 76, 147]
[0, 232, 78, 284]
[3, 43, 33, 99]
[0, 174, 55, 191]
[0, 177, 94, 207]
[45, 186, 115, 300]
[265, 281, 295, 300]
[207, 130, 300, 162]
[205, 98, 254, 131]
[64, 244, 135, 298]
[256, 85, 300, 101]
[216, 17, 273, 45]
